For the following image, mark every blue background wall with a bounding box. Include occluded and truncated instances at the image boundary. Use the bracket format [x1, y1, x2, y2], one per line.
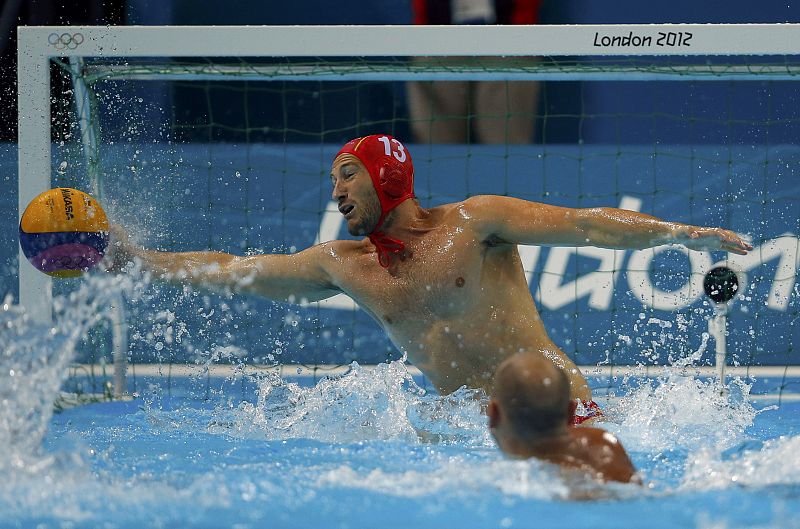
[5, 142, 798, 368]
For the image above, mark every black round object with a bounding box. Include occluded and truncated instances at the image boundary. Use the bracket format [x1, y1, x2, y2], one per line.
[703, 266, 739, 304]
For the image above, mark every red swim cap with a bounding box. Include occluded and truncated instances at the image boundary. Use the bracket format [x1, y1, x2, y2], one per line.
[335, 134, 415, 228]
[335, 135, 415, 267]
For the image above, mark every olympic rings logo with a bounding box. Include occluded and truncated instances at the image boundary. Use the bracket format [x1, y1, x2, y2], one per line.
[48, 32, 85, 51]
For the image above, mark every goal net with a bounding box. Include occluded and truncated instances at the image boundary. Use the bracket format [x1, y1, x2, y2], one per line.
[15, 24, 800, 400]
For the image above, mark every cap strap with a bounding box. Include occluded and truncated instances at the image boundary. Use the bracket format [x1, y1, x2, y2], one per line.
[368, 231, 405, 268]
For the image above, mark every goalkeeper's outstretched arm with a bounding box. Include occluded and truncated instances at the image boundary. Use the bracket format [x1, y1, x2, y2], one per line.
[107, 226, 341, 303]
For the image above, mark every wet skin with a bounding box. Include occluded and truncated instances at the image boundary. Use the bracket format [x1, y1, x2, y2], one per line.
[330, 204, 586, 397]
[112, 154, 752, 401]
[326, 157, 588, 397]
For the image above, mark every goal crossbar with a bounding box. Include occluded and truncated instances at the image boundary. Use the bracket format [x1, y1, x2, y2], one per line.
[18, 24, 800, 58]
[81, 63, 800, 83]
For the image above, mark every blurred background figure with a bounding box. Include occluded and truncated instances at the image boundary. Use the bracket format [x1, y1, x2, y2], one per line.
[407, 0, 543, 144]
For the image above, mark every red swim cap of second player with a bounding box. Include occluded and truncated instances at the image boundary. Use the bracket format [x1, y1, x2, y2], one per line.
[335, 134, 415, 232]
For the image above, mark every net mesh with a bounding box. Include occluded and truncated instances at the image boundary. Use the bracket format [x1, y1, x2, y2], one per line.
[43, 54, 800, 399]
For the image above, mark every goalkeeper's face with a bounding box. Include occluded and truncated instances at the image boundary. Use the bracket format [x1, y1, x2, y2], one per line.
[331, 155, 382, 236]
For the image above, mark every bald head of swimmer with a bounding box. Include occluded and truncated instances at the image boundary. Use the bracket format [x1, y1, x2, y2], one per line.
[488, 353, 576, 457]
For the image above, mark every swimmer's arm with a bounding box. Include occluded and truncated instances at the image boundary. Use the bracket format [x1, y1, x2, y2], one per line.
[109, 230, 341, 302]
[149, 248, 339, 302]
[466, 195, 752, 255]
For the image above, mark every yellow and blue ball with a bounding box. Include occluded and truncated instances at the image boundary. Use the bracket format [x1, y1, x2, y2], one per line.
[19, 188, 109, 278]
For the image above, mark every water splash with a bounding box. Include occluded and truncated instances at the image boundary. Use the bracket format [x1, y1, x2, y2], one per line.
[602, 310, 764, 456]
[0, 275, 127, 462]
[210, 358, 491, 446]
[0, 295, 78, 462]
[605, 374, 761, 454]
[0, 265, 165, 462]
[316, 457, 571, 501]
[682, 434, 800, 491]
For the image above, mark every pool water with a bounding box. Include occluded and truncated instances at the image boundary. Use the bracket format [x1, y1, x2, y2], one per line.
[2, 276, 799, 529]
[3, 360, 800, 529]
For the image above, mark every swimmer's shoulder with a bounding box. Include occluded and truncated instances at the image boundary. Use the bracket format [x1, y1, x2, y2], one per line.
[440, 195, 521, 228]
[425, 195, 509, 220]
[436, 195, 499, 225]
[572, 427, 639, 484]
[579, 426, 625, 451]
[438, 196, 523, 245]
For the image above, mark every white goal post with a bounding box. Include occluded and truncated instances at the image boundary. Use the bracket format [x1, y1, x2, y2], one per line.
[16, 23, 800, 395]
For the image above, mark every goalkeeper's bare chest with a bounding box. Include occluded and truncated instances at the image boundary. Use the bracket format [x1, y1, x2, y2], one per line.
[343, 225, 486, 319]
